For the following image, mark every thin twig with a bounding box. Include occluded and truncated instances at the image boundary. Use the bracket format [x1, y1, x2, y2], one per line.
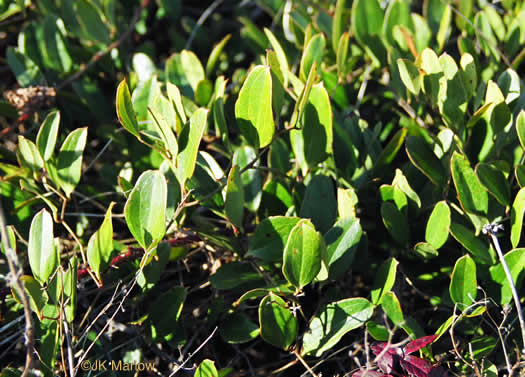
[0, 199, 35, 377]
[185, 0, 224, 50]
[169, 326, 219, 376]
[293, 349, 319, 377]
[484, 223, 525, 354]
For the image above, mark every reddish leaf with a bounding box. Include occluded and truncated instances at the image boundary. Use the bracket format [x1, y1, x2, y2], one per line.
[353, 371, 391, 377]
[400, 355, 433, 377]
[404, 335, 437, 354]
[371, 344, 401, 374]
[429, 366, 449, 377]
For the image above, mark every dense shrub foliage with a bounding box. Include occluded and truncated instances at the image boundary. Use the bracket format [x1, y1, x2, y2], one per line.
[0, 0, 524, 376]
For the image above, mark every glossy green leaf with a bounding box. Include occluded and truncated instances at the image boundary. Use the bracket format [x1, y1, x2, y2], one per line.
[233, 146, 262, 212]
[28, 209, 56, 285]
[351, 0, 386, 64]
[299, 175, 337, 234]
[460, 53, 477, 98]
[13, 276, 49, 318]
[450, 255, 477, 307]
[56, 127, 87, 198]
[371, 257, 399, 305]
[336, 32, 350, 80]
[417, 48, 443, 105]
[116, 80, 140, 138]
[337, 187, 358, 219]
[74, 0, 110, 44]
[210, 262, 263, 290]
[323, 217, 362, 280]
[220, 313, 260, 344]
[166, 81, 187, 132]
[36, 110, 60, 161]
[517, 111, 525, 151]
[235, 65, 275, 149]
[426, 201, 451, 249]
[290, 61, 317, 128]
[212, 76, 229, 145]
[392, 168, 422, 212]
[380, 185, 408, 215]
[41, 15, 72, 72]
[299, 33, 325, 82]
[0, 225, 16, 256]
[169, 50, 205, 96]
[124, 170, 167, 250]
[381, 291, 404, 326]
[406, 136, 447, 187]
[302, 297, 373, 356]
[264, 28, 289, 87]
[413, 242, 439, 259]
[132, 75, 160, 122]
[489, 248, 525, 305]
[7, 47, 45, 87]
[87, 202, 115, 279]
[224, 165, 244, 230]
[292, 83, 333, 167]
[511, 188, 525, 248]
[282, 219, 323, 290]
[259, 294, 297, 350]
[383, 0, 413, 48]
[449, 223, 495, 265]
[195, 79, 213, 107]
[397, 59, 420, 95]
[133, 52, 156, 83]
[381, 202, 409, 246]
[17, 136, 43, 173]
[475, 163, 510, 206]
[451, 152, 488, 216]
[176, 108, 209, 186]
[516, 165, 525, 188]
[148, 95, 178, 161]
[206, 34, 231, 77]
[195, 359, 218, 377]
[247, 216, 301, 261]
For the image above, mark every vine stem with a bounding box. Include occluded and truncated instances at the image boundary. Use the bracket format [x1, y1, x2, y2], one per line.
[0, 199, 35, 377]
[484, 224, 525, 354]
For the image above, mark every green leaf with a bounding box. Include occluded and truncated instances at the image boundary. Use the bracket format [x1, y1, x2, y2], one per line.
[206, 34, 231, 77]
[166, 82, 187, 132]
[383, 0, 413, 48]
[13, 276, 49, 318]
[425, 201, 451, 249]
[233, 146, 262, 212]
[36, 110, 60, 161]
[247, 216, 301, 261]
[264, 28, 289, 87]
[449, 223, 495, 265]
[406, 136, 447, 187]
[7, 47, 45, 87]
[124, 170, 167, 250]
[166, 50, 205, 97]
[489, 248, 525, 305]
[282, 219, 323, 290]
[302, 297, 373, 356]
[352, 0, 385, 65]
[210, 262, 263, 290]
[116, 80, 140, 138]
[133, 52, 156, 83]
[413, 242, 439, 259]
[451, 152, 488, 216]
[450, 255, 477, 308]
[74, 0, 111, 44]
[28, 209, 56, 285]
[392, 168, 421, 213]
[381, 291, 404, 326]
[336, 32, 351, 80]
[148, 95, 178, 161]
[259, 293, 297, 350]
[224, 166, 244, 230]
[132, 75, 161, 122]
[332, 0, 346, 52]
[147, 287, 187, 341]
[176, 108, 209, 186]
[516, 165, 525, 188]
[398, 58, 420, 95]
[56, 127, 87, 198]
[195, 359, 218, 377]
[337, 187, 358, 219]
[323, 217, 362, 280]
[41, 15, 72, 73]
[381, 202, 409, 246]
[17, 136, 44, 173]
[220, 313, 260, 344]
[87, 202, 115, 279]
[0, 225, 16, 256]
[371, 257, 399, 305]
[475, 163, 510, 206]
[235, 65, 275, 149]
[299, 175, 337, 234]
[517, 111, 525, 151]
[417, 48, 443, 105]
[289, 61, 317, 129]
[299, 33, 325, 82]
[212, 76, 229, 146]
[511, 188, 525, 248]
